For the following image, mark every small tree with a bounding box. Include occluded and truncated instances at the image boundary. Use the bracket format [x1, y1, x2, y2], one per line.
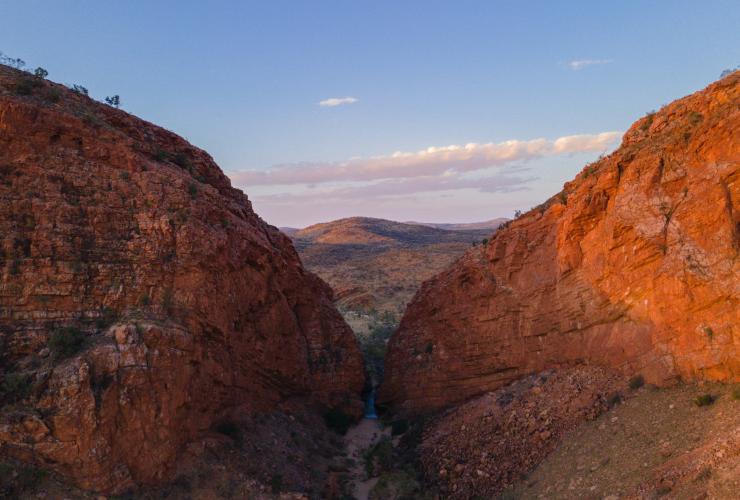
[71, 84, 89, 96]
[34, 67, 48, 79]
[105, 95, 120, 108]
[514, 209, 522, 218]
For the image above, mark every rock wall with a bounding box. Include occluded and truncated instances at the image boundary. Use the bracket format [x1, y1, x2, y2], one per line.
[380, 72, 739, 415]
[0, 66, 364, 493]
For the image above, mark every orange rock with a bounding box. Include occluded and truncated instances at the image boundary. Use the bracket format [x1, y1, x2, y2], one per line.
[380, 72, 740, 415]
[0, 66, 364, 493]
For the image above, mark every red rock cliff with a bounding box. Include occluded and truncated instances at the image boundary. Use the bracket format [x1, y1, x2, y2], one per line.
[380, 73, 739, 415]
[0, 66, 364, 493]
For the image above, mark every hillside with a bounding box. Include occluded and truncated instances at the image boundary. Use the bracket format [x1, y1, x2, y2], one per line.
[404, 218, 508, 231]
[381, 71, 739, 416]
[374, 71, 739, 498]
[291, 217, 496, 316]
[0, 64, 363, 496]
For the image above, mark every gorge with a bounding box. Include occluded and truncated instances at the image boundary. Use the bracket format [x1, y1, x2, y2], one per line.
[0, 62, 738, 499]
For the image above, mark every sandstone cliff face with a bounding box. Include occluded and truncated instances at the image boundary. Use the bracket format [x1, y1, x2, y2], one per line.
[0, 66, 364, 493]
[380, 73, 739, 415]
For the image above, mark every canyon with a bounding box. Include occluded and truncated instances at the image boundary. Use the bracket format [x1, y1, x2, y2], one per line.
[0, 60, 737, 500]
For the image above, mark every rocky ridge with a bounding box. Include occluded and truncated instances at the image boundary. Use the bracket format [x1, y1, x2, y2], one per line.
[0, 65, 364, 494]
[380, 72, 740, 415]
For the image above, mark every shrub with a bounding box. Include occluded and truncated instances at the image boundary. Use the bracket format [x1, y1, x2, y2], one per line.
[138, 294, 151, 306]
[390, 419, 409, 436]
[49, 327, 86, 359]
[71, 84, 88, 96]
[628, 374, 645, 390]
[693, 394, 714, 407]
[424, 341, 433, 354]
[364, 438, 394, 476]
[33, 67, 48, 79]
[369, 471, 419, 500]
[269, 473, 283, 493]
[640, 111, 655, 132]
[607, 392, 622, 407]
[95, 307, 118, 330]
[215, 421, 242, 443]
[188, 183, 198, 199]
[688, 111, 703, 126]
[173, 152, 192, 170]
[324, 406, 354, 435]
[481, 238, 488, 245]
[1, 372, 32, 402]
[703, 326, 714, 339]
[43, 88, 61, 103]
[732, 385, 740, 401]
[15, 78, 42, 96]
[153, 149, 169, 162]
[514, 209, 522, 218]
[104, 95, 120, 108]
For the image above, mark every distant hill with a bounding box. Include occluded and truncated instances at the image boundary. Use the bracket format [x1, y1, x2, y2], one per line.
[289, 217, 495, 315]
[403, 218, 509, 231]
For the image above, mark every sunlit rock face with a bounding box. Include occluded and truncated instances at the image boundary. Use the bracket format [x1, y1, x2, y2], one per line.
[0, 65, 364, 493]
[380, 72, 739, 415]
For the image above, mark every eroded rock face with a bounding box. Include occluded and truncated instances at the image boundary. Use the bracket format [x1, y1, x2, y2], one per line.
[380, 72, 739, 415]
[0, 66, 364, 493]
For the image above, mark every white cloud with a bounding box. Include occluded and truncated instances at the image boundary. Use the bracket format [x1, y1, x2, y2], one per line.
[318, 96, 358, 107]
[567, 59, 613, 70]
[228, 131, 621, 187]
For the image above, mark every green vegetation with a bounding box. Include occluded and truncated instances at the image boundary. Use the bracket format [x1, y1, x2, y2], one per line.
[390, 419, 409, 436]
[14, 78, 43, 96]
[693, 394, 715, 407]
[43, 88, 61, 103]
[33, 67, 48, 79]
[138, 294, 151, 306]
[732, 385, 740, 401]
[269, 473, 283, 493]
[95, 307, 118, 330]
[104, 95, 120, 108]
[703, 326, 714, 339]
[1, 372, 33, 402]
[688, 111, 703, 126]
[628, 374, 645, 390]
[369, 471, 420, 499]
[607, 392, 622, 407]
[49, 327, 86, 359]
[188, 183, 198, 199]
[0, 462, 48, 495]
[640, 111, 656, 132]
[173, 152, 192, 170]
[324, 406, 354, 435]
[215, 420, 243, 447]
[71, 84, 89, 96]
[364, 437, 394, 476]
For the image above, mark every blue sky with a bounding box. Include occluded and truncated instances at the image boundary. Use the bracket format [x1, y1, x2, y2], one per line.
[2, 1, 738, 226]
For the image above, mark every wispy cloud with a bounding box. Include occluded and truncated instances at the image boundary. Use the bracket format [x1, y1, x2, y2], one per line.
[318, 96, 358, 107]
[567, 59, 613, 70]
[229, 132, 621, 187]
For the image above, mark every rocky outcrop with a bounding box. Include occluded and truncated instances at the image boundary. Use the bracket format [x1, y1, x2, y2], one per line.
[0, 66, 364, 493]
[380, 72, 739, 415]
[420, 368, 625, 498]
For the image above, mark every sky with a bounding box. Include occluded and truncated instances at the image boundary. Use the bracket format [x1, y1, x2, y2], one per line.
[2, 1, 738, 227]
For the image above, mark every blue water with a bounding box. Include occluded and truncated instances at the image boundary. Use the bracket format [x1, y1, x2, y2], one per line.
[364, 387, 378, 419]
